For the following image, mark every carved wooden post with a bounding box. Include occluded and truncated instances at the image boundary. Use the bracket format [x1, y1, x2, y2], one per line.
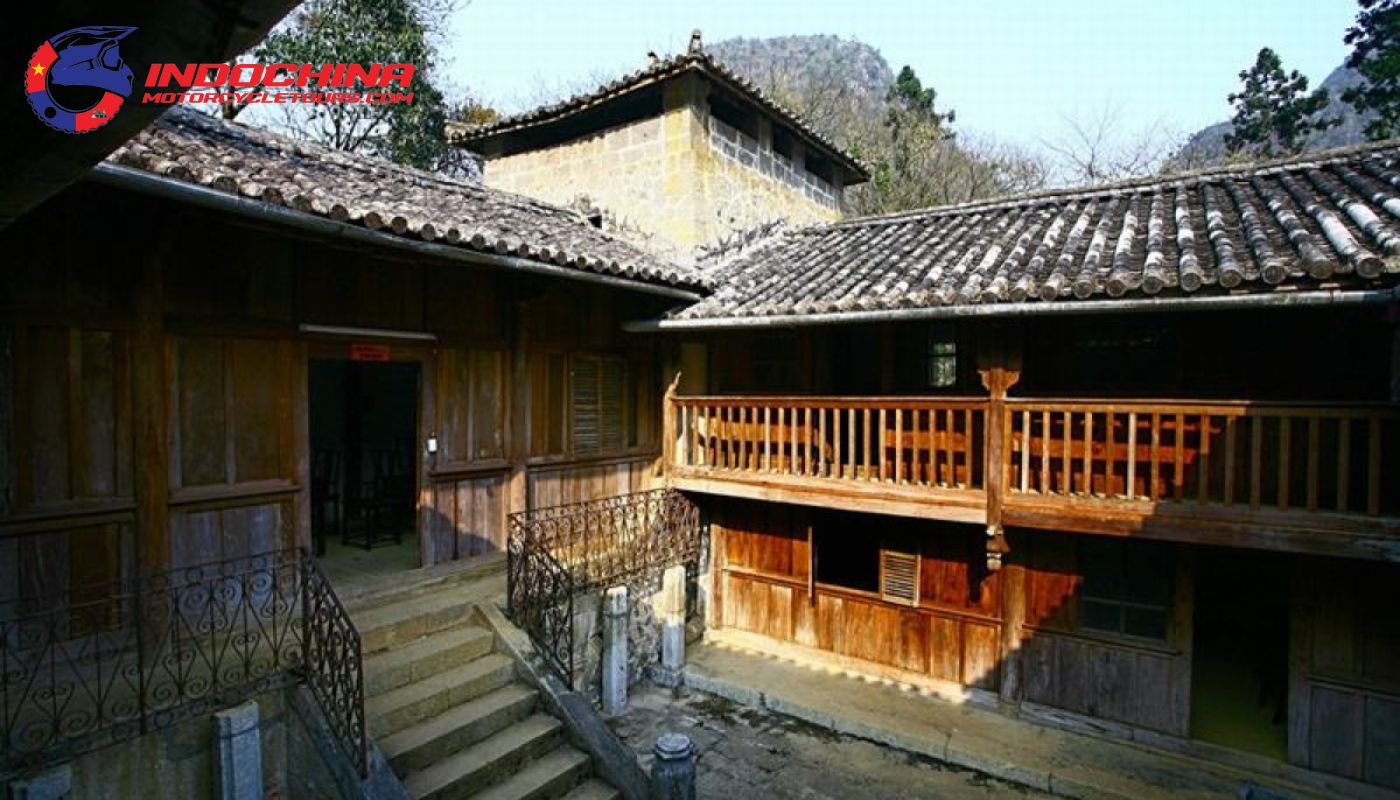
[663, 372, 682, 476]
[980, 363, 1023, 709]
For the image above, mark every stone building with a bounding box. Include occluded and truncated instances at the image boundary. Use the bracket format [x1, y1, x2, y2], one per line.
[449, 35, 868, 265]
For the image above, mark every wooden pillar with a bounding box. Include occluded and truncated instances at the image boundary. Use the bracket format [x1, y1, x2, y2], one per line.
[507, 299, 530, 519]
[998, 551, 1026, 707]
[663, 372, 681, 474]
[978, 323, 1024, 709]
[1389, 302, 1400, 403]
[417, 348, 438, 567]
[132, 249, 170, 576]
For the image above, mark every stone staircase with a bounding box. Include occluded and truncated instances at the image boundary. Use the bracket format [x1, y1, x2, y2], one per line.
[350, 561, 618, 800]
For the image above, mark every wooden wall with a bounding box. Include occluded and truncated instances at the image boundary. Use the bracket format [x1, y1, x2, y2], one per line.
[1289, 559, 1400, 789]
[706, 501, 1196, 735]
[0, 183, 677, 582]
[712, 499, 1003, 693]
[167, 335, 304, 568]
[1014, 530, 1193, 736]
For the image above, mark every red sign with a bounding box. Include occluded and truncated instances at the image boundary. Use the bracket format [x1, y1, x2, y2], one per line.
[349, 343, 391, 362]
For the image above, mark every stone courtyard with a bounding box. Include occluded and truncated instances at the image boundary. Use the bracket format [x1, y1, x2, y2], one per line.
[607, 684, 1050, 800]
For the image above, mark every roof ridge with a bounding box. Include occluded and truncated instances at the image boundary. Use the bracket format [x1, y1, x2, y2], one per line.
[446, 50, 869, 178]
[824, 138, 1400, 231]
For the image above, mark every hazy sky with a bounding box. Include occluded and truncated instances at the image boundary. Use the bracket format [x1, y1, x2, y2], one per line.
[442, 0, 1356, 150]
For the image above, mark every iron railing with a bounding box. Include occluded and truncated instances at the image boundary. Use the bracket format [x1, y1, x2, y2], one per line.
[507, 489, 703, 688]
[0, 548, 365, 776]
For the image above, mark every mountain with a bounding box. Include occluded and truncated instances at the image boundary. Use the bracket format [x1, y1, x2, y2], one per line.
[1175, 63, 1374, 166]
[706, 35, 894, 150]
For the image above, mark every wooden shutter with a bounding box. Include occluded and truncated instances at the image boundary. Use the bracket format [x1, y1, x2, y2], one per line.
[571, 356, 626, 456]
[880, 548, 920, 606]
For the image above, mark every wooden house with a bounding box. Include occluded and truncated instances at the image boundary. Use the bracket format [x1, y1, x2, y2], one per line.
[641, 145, 1400, 791]
[4, 39, 1400, 796]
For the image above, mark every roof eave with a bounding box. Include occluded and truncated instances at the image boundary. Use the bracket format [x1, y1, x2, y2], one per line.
[91, 162, 708, 302]
[624, 286, 1400, 331]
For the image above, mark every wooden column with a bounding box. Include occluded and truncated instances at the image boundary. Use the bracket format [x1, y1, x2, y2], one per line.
[417, 348, 438, 567]
[978, 323, 1024, 709]
[1389, 302, 1400, 404]
[132, 249, 170, 576]
[507, 300, 530, 521]
[663, 372, 681, 474]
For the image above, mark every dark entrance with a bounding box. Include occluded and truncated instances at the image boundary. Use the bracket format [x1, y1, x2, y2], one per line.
[309, 359, 421, 576]
[1190, 548, 1290, 759]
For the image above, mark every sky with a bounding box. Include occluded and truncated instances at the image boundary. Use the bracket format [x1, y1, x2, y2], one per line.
[441, 0, 1356, 152]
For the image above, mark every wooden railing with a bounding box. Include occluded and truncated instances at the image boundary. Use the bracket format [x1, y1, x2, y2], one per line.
[1004, 400, 1400, 517]
[669, 396, 989, 492]
[667, 392, 1400, 530]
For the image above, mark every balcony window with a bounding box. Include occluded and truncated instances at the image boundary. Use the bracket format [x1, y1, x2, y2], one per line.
[927, 331, 957, 388]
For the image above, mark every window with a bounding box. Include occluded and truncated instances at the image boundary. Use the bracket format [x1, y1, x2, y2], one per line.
[708, 93, 759, 140]
[1078, 538, 1173, 642]
[927, 330, 957, 388]
[571, 355, 628, 456]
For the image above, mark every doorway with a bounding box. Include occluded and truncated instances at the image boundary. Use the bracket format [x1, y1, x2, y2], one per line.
[309, 359, 421, 583]
[1190, 549, 1289, 760]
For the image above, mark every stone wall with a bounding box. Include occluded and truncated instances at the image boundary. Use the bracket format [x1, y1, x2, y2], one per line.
[568, 561, 704, 707]
[482, 77, 843, 266]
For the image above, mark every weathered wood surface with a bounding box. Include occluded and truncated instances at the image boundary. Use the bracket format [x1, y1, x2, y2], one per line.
[670, 394, 1400, 558]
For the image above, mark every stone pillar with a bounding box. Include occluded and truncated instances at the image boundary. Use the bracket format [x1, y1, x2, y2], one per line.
[602, 585, 629, 715]
[659, 565, 686, 673]
[8, 765, 71, 800]
[649, 733, 696, 800]
[214, 701, 262, 800]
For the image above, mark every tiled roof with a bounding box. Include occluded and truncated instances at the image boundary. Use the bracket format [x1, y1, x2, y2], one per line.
[447, 52, 869, 181]
[106, 108, 709, 291]
[673, 142, 1400, 321]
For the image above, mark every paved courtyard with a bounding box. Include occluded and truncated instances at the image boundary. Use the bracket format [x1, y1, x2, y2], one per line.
[608, 684, 1051, 799]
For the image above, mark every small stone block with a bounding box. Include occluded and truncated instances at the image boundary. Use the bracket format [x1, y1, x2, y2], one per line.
[9, 764, 72, 800]
[214, 701, 262, 800]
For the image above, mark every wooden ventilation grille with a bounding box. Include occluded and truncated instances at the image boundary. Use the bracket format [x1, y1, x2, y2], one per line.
[879, 549, 920, 606]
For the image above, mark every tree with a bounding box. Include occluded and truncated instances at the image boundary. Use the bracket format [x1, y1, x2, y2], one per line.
[1343, 0, 1400, 140]
[1225, 48, 1339, 158]
[235, 0, 478, 176]
[846, 65, 1043, 214]
[1042, 103, 1183, 186]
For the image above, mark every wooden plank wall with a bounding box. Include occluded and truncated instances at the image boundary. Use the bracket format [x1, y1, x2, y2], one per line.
[712, 499, 1003, 691]
[0, 324, 136, 603]
[526, 456, 657, 509]
[1018, 531, 1193, 736]
[166, 335, 304, 568]
[1289, 560, 1400, 789]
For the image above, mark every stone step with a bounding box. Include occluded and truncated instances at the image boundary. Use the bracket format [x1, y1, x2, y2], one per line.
[345, 553, 507, 613]
[465, 745, 591, 800]
[381, 683, 539, 774]
[356, 577, 504, 654]
[365, 626, 496, 697]
[558, 779, 619, 800]
[367, 653, 515, 738]
[402, 714, 567, 800]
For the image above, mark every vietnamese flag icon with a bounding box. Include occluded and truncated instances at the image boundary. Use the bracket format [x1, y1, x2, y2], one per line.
[26, 42, 56, 94]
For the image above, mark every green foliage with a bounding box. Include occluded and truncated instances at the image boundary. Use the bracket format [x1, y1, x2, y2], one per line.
[249, 0, 475, 174]
[1343, 0, 1400, 140]
[1226, 48, 1339, 157]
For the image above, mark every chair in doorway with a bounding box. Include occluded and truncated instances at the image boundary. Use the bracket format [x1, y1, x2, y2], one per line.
[310, 449, 344, 556]
[346, 446, 414, 550]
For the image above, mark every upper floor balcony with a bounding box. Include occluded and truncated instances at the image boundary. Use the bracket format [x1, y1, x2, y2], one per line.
[663, 392, 1400, 560]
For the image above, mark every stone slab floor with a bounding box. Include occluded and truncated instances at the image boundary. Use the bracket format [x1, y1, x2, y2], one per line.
[609, 684, 1051, 799]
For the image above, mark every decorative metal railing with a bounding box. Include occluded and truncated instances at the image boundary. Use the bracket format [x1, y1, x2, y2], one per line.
[507, 489, 703, 688]
[0, 547, 365, 776]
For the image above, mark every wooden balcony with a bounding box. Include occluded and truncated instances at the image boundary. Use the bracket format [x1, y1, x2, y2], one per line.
[664, 394, 1400, 560]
